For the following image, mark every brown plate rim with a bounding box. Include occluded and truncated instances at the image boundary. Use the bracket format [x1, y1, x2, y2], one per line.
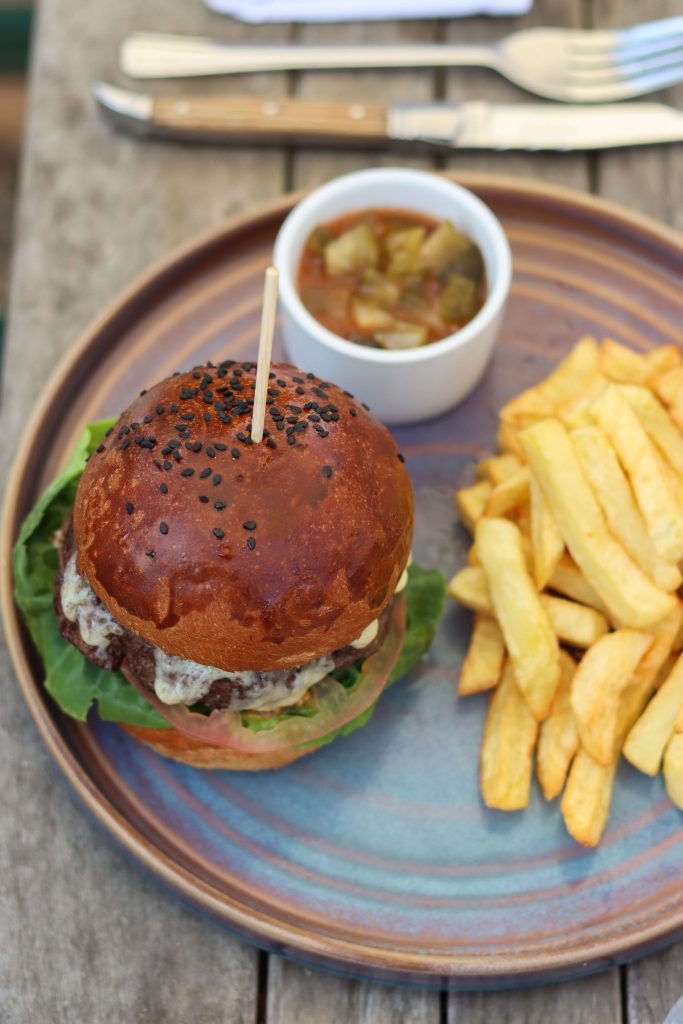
[3, 173, 683, 986]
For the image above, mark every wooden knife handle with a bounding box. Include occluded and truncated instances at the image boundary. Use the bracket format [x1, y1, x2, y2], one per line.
[153, 95, 389, 143]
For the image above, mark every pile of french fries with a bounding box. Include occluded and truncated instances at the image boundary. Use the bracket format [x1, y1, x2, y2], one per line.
[449, 336, 683, 846]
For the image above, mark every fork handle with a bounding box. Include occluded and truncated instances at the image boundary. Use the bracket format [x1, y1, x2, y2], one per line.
[120, 32, 500, 79]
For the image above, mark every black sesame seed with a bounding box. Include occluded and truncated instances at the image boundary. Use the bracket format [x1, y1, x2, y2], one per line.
[214, 502, 226, 511]
[163, 460, 172, 471]
[242, 520, 257, 531]
[199, 495, 209, 503]
[213, 474, 222, 486]
[277, 379, 286, 387]
[203, 412, 211, 423]
[295, 386, 305, 395]
[105, 428, 114, 437]
[180, 388, 193, 400]
[214, 442, 227, 452]
[362, 402, 370, 410]
[125, 501, 134, 514]
[170, 404, 179, 413]
[159, 522, 169, 535]
[350, 407, 357, 417]
[231, 448, 240, 459]
[142, 416, 152, 425]
[121, 439, 130, 450]
[266, 437, 277, 449]
[306, 372, 315, 380]
[192, 441, 202, 453]
[146, 550, 156, 558]
[156, 405, 164, 415]
[398, 452, 406, 463]
[206, 447, 216, 458]
[247, 537, 256, 551]
[199, 468, 211, 480]
[308, 414, 321, 423]
[318, 429, 329, 438]
[292, 376, 304, 384]
[286, 416, 298, 424]
[96, 444, 105, 453]
[287, 435, 296, 446]
[213, 528, 224, 539]
[181, 412, 194, 421]
[160, 483, 168, 494]
[181, 467, 195, 477]
[173, 450, 182, 462]
[322, 465, 333, 479]
[276, 422, 285, 432]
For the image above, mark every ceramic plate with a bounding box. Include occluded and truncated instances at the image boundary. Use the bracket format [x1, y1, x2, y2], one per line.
[4, 176, 683, 988]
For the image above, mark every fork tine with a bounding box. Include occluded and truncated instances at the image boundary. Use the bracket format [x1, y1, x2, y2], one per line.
[566, 45, 683, 83]
[617, 16, 683, 48]
[563, 62, 683, 103]
[568, 25, 683, 60]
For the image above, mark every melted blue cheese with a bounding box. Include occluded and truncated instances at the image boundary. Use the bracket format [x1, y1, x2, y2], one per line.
[153, 649, 335, 709]
[61, 553, 123, 655]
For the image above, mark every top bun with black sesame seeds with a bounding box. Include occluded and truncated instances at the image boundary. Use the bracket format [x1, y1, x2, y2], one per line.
[72, 360, 413, 672]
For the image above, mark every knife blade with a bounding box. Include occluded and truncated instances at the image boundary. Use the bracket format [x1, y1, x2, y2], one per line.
[94, 83, 683, 152]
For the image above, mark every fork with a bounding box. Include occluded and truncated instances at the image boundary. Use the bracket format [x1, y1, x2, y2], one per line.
[120, 17, 683, 102]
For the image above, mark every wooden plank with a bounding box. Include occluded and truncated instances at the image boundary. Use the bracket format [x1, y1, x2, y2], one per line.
[592, 0, 683, 225]
[0, 0, 291, 1020]
[0, 76, 26, 148]
[442, 0, 589, 190]
[267, 957, 441, 1023]
[626, 946, 683, 1024]
[289, 19, 439, 190]
[448, 970, 623, 1023]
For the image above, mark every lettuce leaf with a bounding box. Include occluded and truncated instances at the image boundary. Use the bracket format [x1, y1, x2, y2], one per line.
[13, 421, 445, 747]
[12, 420, 170, 730]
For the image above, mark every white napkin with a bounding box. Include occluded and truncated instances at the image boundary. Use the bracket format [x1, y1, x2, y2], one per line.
[205, 0, 532, 21]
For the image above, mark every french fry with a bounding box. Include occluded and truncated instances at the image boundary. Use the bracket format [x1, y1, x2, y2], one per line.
[455, 480, 493, 534]
[558, 373, 609, 430]
[477, 452, 523, 486]
[480, 659, 539, 811]
[497, 418, 525, 460]
[591, 386, 683, 564]
[571, 629, 654, 766]
[520, 418, 676, 628]
[458, 614, 506, 696]
[500, 388, 553, 430]
[618, 384, 683, 480]
[663, 733, 683, 810]
[476, 517, 560, 721]
[623, 651, 683, 776]
[540, 594, 609, 649]
[529, 476, 564, 589]
[448, 565, 606, 648]
[646, 345, 681, 374]
[548, 554, 609, 614]
[537, 335, 600, 408]
[537, 651, 579, 801]
[484, 467, 530, 517]
[561, 749, 617, 847]
[617, 603, 683, 741]
[653, 365, 683, 407]
[572, 426, 682, 592]
[447, 566, 490, 614]
[599, 338, 653, 384]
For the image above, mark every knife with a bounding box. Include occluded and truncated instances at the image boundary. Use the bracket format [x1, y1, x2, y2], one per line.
[94, 83, 683, 152]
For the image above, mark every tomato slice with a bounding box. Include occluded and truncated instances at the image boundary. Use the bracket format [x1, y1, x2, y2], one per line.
[121, 595, 405, 753]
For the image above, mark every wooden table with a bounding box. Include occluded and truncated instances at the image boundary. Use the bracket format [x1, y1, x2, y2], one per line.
[2, 0, 683, 1020]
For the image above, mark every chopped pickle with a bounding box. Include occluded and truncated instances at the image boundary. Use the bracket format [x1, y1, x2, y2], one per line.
[420, 220, 474, 273]
[350, 296, 396, 333]
[440, 274, 478, 323]
[307, 226, 334, 256]
[375, 322, 429, 349]
[384, 226, 427, 278]
[299, 207, 486, 350]
[359, 268, 400, 305]
[324, 223, 379, 277]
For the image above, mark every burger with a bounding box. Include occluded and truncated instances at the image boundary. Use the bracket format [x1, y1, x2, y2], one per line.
[14, 360, 444, 770]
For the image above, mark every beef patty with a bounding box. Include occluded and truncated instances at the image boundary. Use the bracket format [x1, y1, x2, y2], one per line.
[54, 521, 391, 710]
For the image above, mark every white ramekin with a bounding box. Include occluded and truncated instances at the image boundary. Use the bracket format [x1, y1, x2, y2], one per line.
[273, 167, 512, 425]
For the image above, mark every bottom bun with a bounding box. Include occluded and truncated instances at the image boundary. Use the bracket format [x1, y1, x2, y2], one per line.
[121, 723, 318, 771]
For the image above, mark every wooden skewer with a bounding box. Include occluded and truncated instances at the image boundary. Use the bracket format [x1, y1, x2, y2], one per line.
[251, 266, 279, 444]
